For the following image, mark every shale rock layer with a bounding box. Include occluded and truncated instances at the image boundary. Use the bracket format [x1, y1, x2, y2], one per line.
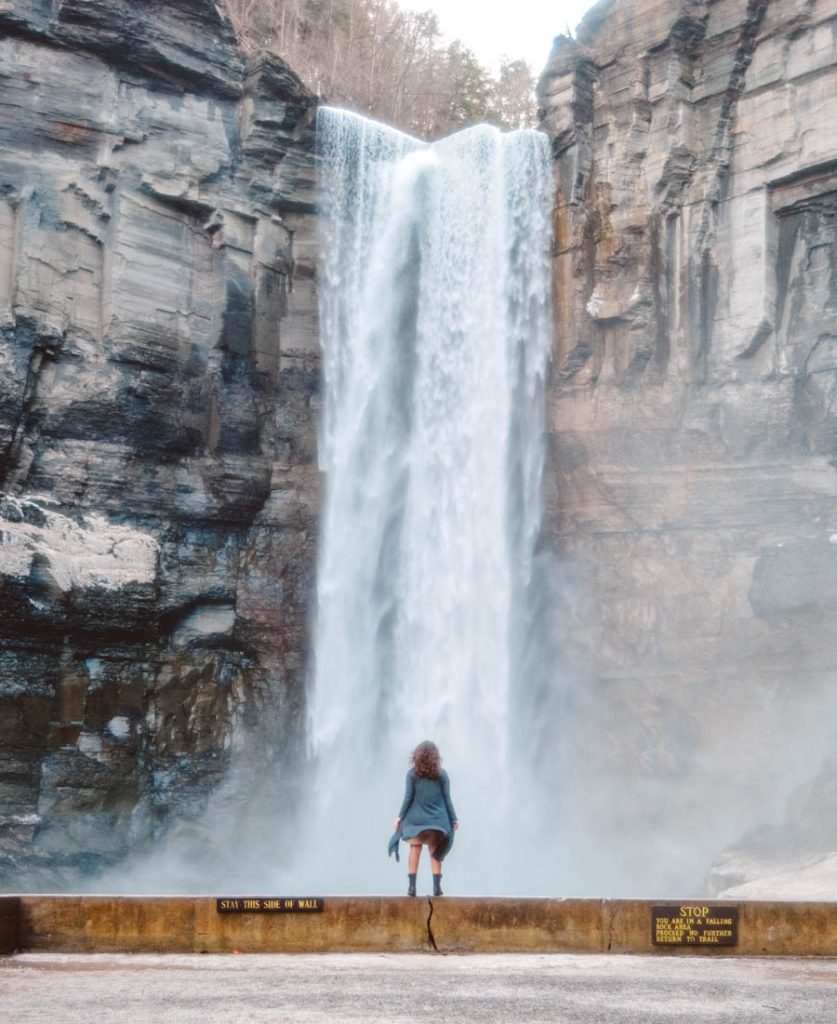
[539, 0, 837, 892]
[0, 0, 319, 886]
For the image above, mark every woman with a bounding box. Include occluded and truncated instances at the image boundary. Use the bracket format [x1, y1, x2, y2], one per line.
[389, 740, 459, 896]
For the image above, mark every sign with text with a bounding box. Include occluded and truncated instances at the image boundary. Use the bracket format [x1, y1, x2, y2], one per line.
[652, 905, 738, 946]
[216, 898, 324, 914]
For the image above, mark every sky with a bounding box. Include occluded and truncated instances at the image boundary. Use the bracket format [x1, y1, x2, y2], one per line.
[398, 0, 598, 74]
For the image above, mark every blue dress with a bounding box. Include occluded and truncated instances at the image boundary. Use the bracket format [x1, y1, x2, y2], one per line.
[388, 768, 458, 862]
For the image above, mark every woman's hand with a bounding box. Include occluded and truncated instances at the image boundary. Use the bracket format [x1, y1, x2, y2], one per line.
[453, 821, 460, 831]
[393, 816, 401, 831]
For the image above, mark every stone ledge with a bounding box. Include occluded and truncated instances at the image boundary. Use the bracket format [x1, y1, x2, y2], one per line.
[1, 896, 836, 955]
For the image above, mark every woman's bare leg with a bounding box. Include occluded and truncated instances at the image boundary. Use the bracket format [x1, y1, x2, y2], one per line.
[408, 844, 422, 874]
[430, 852, 442, 876]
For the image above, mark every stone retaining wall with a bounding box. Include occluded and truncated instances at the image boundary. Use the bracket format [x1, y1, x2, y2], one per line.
[1, 896, 835, 955]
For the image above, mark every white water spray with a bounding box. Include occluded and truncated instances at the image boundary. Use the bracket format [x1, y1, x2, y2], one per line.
[299, 108, 553, 894]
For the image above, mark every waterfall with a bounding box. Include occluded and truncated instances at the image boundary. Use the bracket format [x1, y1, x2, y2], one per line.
[299, 107, 553, 894]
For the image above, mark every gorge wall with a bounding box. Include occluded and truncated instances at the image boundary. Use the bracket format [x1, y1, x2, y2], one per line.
[538, 0, 837, 892]
[1, 0, 835, 896]
[0, 0, 319, 886]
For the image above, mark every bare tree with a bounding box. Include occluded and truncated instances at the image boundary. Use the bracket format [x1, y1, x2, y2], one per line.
[489, 58, 537, 130]
[224, 0, 537, 138]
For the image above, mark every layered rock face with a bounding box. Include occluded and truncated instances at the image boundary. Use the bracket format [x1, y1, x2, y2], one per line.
[538, 0, 837, 892]
[0, 0, 319, 886]
[2, 0, 834, 899]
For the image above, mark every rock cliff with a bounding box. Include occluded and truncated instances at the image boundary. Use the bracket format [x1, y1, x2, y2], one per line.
[2, 0, 835, 897]
[0, 0, 319, 886]
[538, 0, 837, 892]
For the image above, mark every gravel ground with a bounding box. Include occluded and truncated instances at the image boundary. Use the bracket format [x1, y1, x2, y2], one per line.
[2, 952, 837, 1023]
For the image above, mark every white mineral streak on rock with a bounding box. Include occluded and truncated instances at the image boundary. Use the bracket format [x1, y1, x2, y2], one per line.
[302, 107, 553, 894]
[77, 732, 103, 754]
[77, 733, 106, 760]
[0, 496, 158, 591]
[7, 814, 40, 825]
[106, 716, 131, 740]
[172, 603, 236, 643]
[585, 289, 603, 318]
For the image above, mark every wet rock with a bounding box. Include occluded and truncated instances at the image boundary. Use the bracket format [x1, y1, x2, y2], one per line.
[0, 0, 319, 888]
[538, 0, 837, 892]
[749, 541, 837, 622]
[0, 0, 244, 98]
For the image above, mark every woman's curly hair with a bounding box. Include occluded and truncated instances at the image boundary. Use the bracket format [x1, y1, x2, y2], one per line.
[411, 740, 442, 779]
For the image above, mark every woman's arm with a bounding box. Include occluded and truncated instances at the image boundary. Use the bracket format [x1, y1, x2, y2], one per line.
[441, 771, 458, 828]
[395, 770, 415, 824]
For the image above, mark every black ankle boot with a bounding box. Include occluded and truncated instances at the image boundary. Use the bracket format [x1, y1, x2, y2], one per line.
[432, 874, 443, 897]
[407, 873, 416, 897]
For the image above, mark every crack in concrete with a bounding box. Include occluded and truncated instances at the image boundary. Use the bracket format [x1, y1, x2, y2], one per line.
[606, 900, 620, 952]
[425, 897, 438, 951]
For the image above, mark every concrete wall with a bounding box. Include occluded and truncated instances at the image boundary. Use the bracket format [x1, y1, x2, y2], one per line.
[1, 896, 835, 955]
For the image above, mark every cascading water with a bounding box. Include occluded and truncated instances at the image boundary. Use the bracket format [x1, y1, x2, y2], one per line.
[297, 107, 554, 894]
